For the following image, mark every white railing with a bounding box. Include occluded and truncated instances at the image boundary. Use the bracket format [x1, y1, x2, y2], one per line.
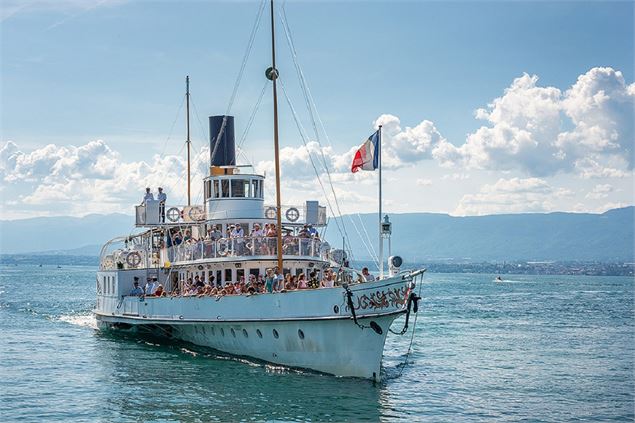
[169, 236, 326, 263]
[136, 203, 206, 226]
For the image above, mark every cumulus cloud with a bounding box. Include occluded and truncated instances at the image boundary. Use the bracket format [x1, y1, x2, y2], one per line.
[435, 67, 634, 178]
[453, 177, 573, 216]
[0, 139, 211, 216]
[585, 184, 615, 200]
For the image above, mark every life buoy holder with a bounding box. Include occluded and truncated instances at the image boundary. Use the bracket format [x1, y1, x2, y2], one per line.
[126, 251, 142, 267]
[265, 206, 277, 219]
[166, 207, 181, 222]
[285, 207, 300, 222]
[188, 206, 205, 221]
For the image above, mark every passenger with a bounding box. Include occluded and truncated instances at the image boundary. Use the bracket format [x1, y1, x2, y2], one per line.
[154, 284, 166, 297]
[231, 224, 245, 255]
[157, 187, 167, 223]
[297, 273, 308, 289]
[320, 271, 335, 288]
[194, 275, 205, 289]
[129, 278, 144, 296]
[361, 267, 376, 282]
[285, 275, 297, 291]
[308, 271, 320, 289]
[141, 187, 154, 205]
[265, 268, 275, 293]
[144, 277, 158, 295]
[251, 223, 263, 237]
[308, 224, 317, 237]
[266, 224, 277, 254]
[283, 273, 292, 290]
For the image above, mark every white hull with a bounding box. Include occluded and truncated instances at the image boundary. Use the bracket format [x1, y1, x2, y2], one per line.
[97, 313, 400, 380]
[94, 276, 417, 380]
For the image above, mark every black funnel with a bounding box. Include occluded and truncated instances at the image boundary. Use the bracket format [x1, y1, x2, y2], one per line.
[209, 115, 235, 166]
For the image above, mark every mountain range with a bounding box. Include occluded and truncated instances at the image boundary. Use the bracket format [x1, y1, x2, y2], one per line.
[0, 207, 632, 262]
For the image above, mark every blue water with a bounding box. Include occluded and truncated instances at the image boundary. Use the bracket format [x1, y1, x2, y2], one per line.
[0, 266, 633, 422]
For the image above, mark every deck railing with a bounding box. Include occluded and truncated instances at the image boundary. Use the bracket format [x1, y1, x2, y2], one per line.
[169, 236, 325, 263]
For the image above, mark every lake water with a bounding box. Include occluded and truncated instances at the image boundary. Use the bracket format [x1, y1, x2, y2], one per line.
[1, 265, 633, 422]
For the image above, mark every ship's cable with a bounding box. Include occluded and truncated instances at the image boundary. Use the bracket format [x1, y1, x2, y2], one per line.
[210, 0, 266, 165]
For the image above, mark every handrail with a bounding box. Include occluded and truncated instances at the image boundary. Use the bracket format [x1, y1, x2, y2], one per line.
[169, 236, 326, 263]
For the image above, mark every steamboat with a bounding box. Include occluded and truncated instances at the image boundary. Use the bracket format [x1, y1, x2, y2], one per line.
[94, 0, 424, 381]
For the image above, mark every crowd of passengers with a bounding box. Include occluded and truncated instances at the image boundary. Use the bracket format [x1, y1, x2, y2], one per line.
[167, 223, 322, 258]
[129, 267, 377, 298]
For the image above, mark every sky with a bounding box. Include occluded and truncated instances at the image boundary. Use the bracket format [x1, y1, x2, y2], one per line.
[0, 0, 634, 220]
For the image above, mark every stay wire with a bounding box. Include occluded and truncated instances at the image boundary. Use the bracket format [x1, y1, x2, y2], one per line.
[210, 0, 266, 165]
[279, 6, 357, 260]
[278, 77, 354, 258]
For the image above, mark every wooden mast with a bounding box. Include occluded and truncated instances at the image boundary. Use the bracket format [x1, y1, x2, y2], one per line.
[186, 75, 191, 206]
[269, 0, 284, 272]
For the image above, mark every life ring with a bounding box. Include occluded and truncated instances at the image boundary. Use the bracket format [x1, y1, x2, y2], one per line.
[126, 251, 142, 267]
[265, 206, 277, 219]
[188, 206, 205, 221]
[285, 207, 300, 222]
[166, 207, 181, 222]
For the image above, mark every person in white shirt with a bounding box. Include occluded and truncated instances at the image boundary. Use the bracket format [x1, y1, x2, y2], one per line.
[361, 267, 376, 282]
[144, 277, 158, 295]
[157, 187, 167, 222]
[142, 187, 154, 205]
[231, 224, 245, 255]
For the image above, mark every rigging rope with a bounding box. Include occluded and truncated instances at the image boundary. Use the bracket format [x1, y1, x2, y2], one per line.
[210, 0, 266, 165]
[278, 78, 354, 260]
[279, 7, 372, 263]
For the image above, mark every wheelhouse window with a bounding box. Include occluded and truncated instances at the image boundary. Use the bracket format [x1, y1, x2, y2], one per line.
[221, 180, 230, 198]
[251, 180, 262, 198]
[231, 179, 246, 198]
[213, 180, 220, 198]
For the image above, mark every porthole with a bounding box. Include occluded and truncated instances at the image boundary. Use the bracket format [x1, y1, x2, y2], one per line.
[243, 329, 248, 338]
[220, 328, 225, 337]
[333, 305, 339, 313]
[298, 329, 305, 339]
[231, 328, 236, 337]
[273, 329, 279, 339]
[256, 329, 263, 338]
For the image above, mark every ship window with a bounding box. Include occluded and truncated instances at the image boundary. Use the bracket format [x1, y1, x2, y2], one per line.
[252, 180, 261, 198]
[213, 180, 220, 198]
[224, 268, 232, 284]
[231, 179, 245, 198]
[221, 180, 229, 198]
[220, 328, 225, 337]
[236, 269, 244, 282]
[298, 329, 305, 340]
[256, 329, 262, 338]
[231, 328, 236, 337]
[273, 329, 279, 339]
[204, 180, 211, 199]
[243, 329, 248, 338]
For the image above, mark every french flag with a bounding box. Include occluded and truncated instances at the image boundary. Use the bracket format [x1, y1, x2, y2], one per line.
[351, 130, 380, 173]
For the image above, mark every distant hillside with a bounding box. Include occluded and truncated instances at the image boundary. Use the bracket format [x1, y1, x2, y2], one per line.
[324, 207, 634, 262]
[0, 208, 632, 261]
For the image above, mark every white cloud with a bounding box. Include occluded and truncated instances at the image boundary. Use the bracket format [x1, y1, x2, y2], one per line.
[435, 67, 634, 178]
[585, 184, 615, 200]
[416, 178, 432, 186]
[453, 177, 573, 216]
[0, 140, 211, 216]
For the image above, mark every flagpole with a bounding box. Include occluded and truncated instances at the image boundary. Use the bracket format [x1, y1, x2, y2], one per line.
[378, 125, 383, 279]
